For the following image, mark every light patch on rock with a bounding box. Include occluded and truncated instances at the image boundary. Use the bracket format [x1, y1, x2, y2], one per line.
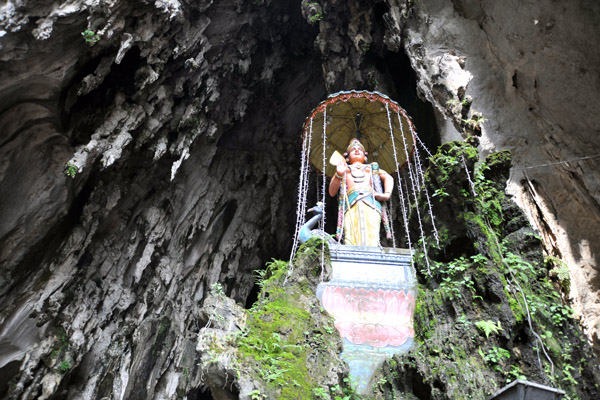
[32, 2, 83, 40]
[101, 129, 133, 168]
[40, 372, 61, 400]
[163, 369, 180, 398]
[154, 0, 183, 20]
[116, 33, 134, 64]
[117, 351, 131, 400]
[134, 242, 156, 284]
[170, 147, 189, 181]
[437, 53, 472, 96]
[32, 17, 56, 40]
[0, 302, 39, 368]
[153, 136, 168, 160]
[158, 257, 174, 286]
[135, 65, 160, 91]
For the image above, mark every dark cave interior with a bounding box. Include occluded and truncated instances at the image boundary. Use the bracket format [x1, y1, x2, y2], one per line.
[241, 3, 441, 310]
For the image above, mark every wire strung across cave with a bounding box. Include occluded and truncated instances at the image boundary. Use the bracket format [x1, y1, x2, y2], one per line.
[510, 153, 600, 170]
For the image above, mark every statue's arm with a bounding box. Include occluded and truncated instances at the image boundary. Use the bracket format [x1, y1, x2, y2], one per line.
[374, 170, 393, 202]
[328, 161, 347, 197]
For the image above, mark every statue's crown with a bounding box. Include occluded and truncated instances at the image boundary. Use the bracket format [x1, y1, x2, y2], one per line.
[346, 138, 365, 153]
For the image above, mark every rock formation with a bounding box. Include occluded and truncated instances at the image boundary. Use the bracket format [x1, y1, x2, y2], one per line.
[1, 0, 599, 399]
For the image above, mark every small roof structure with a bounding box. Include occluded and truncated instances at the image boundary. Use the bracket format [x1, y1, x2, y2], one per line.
[303, 90, 416, 177]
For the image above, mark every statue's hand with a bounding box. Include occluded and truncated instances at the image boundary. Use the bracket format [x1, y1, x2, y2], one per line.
[336, 160, 347, 177]
[375, 192, 391, 202]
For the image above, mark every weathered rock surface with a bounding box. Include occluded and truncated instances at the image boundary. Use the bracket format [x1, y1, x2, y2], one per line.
[395, 0, 600, 351]
[1, 0, 600, 398]
[196, 243, 349, 400]
[0, 0, 323, 398]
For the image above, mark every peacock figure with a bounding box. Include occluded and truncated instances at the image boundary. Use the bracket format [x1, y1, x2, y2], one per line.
[298, 202, 337, 244]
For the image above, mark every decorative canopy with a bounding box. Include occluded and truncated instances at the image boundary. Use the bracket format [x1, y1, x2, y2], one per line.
[303, 90, 416, 177]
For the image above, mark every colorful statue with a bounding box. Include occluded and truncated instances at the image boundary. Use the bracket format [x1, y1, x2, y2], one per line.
[328, 139, 394, 247]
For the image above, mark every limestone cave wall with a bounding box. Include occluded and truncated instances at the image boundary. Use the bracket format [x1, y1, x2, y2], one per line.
[0, 0, 599, 399]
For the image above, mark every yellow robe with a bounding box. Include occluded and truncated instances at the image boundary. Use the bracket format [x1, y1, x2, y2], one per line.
[343, 198, 381, 247]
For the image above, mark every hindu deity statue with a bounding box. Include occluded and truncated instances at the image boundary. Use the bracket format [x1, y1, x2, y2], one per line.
[328, 138, 394, 247]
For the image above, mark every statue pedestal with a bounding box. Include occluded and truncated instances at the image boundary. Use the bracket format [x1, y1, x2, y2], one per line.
[316, 245, 416, 394]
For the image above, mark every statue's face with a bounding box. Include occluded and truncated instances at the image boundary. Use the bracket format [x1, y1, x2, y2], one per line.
[348, 144, 366, 164]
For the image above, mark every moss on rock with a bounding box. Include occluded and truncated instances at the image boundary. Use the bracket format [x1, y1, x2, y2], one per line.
[370, 141, 600, 400]
[197, 239, 359, 400]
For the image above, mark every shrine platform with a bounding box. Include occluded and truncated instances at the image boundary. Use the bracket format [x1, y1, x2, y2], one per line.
[316, 245, 416, 393]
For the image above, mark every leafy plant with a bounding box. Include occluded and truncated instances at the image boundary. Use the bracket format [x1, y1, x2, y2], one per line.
[462, 116, 488, 127]
[81, 30, 101, 46]
[475, 320, 503, 338]
[59, 360, 71, 372]
[545, 255, 571, 292]
[249, 389, 265, 400]
[429, 256, 479, 301]
[432, 187, 449, 201]
[508, 364, 526, 381]
[308, 12, 323, 23]
[307, 3, 323, 23]
[64, 162, 77, 178]
[503, 252, 536, 283]
[330, 378, 359, 400]
[456, 313, 472, 328]
[479, 346, 510, 372]
[561, 364, 578, 386]
[210, 282, 225, 296]
[549, 303, 574, 326]
[313, 387, 328, 399]
[376, 375, 388, 388]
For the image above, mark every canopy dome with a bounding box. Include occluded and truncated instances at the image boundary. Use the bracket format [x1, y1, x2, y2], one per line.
[303, 90, 416, 177]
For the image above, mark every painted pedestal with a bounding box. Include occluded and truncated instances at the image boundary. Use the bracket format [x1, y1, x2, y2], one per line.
[316, 245, 417, 394]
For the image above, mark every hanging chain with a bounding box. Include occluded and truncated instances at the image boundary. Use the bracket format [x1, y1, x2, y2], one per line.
[388, 194, 397, 248]
[413, 138, 440, 246]
[396, 110, 431, 275]
[289, 128, 309, 262]
[385, 104, 413, 265]
[320, 107, 327, 279]
[287, 119, 313, 284]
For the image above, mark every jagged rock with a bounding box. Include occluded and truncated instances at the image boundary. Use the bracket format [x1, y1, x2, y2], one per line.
[399, 0, 600, 351]
[1, 0, 600, 398]
[197, 241, 350, 400]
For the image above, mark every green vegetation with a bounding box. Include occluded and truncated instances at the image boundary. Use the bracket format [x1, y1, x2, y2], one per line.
[48, 327, 72, 374]
[64, 162, 77, 178]
[210, 282, 225, 296]
[307, 3, 323, 23]
[81, 29, 101, 46]
[475, 320, 503, 339]
[59, 360, 71, 372]
[201, 239, 360, 399]
[249, 389, 265, 399]
[308, 12, 323, 23]
[545, 255, 571, 292]
[462, 114, 487, 128]
[479, 347, 510, 373]
[374, 141, 600, 399]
